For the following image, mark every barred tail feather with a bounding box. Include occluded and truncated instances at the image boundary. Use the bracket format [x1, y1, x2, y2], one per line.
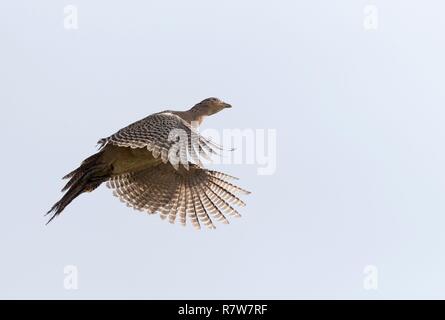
[46, 152, 111, 224]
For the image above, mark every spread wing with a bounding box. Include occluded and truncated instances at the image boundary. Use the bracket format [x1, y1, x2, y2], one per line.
[107, 164, 250, 229]
[98, 112, 219, 170]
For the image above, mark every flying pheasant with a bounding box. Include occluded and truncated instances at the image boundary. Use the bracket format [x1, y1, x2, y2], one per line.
[47, 97, 250, 229]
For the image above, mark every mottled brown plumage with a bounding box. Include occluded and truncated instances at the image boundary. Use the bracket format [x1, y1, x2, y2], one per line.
[47, 97, 249, 229]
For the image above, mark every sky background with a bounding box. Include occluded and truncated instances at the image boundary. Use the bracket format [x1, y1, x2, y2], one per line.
[1, 0, 445, 299]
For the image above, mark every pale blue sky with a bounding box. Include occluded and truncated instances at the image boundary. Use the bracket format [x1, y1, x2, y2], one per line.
[1, 0, 445, 299]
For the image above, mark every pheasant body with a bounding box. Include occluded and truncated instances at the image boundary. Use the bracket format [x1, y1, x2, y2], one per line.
[47, 98, 250, 229]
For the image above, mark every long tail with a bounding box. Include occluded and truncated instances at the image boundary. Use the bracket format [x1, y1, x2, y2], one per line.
[46, 152, 111, 224]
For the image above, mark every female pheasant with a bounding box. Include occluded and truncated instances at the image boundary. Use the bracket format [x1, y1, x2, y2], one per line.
[47, 98, 250, 229]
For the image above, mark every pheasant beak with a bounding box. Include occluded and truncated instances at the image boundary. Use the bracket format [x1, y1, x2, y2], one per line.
[223, 102, 232, 108]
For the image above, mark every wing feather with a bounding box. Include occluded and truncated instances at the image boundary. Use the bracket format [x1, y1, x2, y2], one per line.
[98, 112, 219, 170]
[107, 164, 248, 228]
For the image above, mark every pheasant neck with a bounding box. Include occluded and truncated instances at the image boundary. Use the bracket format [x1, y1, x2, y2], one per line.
[172, 109, 207, 126]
